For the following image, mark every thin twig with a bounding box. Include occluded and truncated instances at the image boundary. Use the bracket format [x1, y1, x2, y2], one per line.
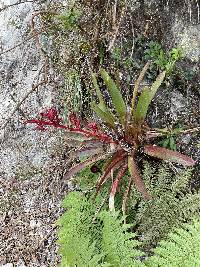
[30, 10, 57, 54]
[10, 93, 27, 118]
[112, 0, 118, 27]
[129, 14, 135, 59]
[196, 0, 200, 23]
[0, 32, 39, 56]
[107, 0, 127, 51]
[151, 126, 200, 136]
[178, 127, 200, 135]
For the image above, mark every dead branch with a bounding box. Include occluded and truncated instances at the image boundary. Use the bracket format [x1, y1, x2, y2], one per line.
[30, 10, 57, 55]
[107, 0, 127, 51]
[0, 31, 42, 56]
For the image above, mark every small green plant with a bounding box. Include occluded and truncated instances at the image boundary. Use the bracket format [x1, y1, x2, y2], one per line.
[144, 41, 182, 74]
[128, 163, 200, 246]
[157, 125, 185, 151]
[158, 135, 177, 151]
[111, 47, 122, 64]
[57, 8, 81, 30]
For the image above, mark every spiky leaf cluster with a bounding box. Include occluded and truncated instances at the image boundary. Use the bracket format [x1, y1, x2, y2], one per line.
[27, 67, 195, 212]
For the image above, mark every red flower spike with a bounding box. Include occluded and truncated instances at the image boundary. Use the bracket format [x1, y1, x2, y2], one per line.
[26, 108, 116, 144]
[87, 122, 98, 133]
[40, 107, 62, 125]
[36, 124, 47, 131]
[69, 112, 81, 129]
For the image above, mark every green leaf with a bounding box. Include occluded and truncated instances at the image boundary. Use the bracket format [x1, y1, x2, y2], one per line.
[134, 71, 166, 122]
[131, 62, 150, 113]
[70, 146, 104, 161]
[91, 73, 116, 125]
[162, 138, 170, 148]
[64, 131, 91, 141]
[91, 73, 107, 112]
[100, 68, 126, 125]
[90, 102, 115, 128]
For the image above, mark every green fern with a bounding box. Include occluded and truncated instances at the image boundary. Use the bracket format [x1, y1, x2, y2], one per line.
[71, 161, 200, 248]
[57, 192, 103, 267]
[127, 163, 200, 246]
[145, 219, 200, 267]
[58, 191, 200, 267]
[57, 192, 144, 267]
[100, 211, 144, 267]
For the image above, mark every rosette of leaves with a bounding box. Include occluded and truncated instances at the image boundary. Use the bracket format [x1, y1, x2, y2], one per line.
[26, 63, 195, 212]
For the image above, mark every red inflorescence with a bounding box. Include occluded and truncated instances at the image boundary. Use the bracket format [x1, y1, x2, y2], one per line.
[68, 112, 81, 129]
[87, 122, 98, 133]
[26, 108, 114, 144]
[40, 107, 62, 125]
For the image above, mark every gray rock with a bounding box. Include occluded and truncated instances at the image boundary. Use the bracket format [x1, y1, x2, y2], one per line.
[172, 19, 200, 62]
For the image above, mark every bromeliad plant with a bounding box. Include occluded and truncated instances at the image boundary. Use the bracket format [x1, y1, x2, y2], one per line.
[26, 62, 195, 211]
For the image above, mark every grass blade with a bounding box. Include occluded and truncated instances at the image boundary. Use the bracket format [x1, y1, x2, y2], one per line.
[131, 61, 150, 114]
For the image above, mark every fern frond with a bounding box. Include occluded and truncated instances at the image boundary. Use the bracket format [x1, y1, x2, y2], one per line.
[99, 210, 144, 267]
[128, 163, 199, 246]
[57, 192, 144, 267]
[145, 219, 200, 267]
[57, 192, 103, 267]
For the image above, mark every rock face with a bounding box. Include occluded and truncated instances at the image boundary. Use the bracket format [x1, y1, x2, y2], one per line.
[0, 1, 67, 266]
[174, 22, 200, 62]
[0, 0, 199, 266]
